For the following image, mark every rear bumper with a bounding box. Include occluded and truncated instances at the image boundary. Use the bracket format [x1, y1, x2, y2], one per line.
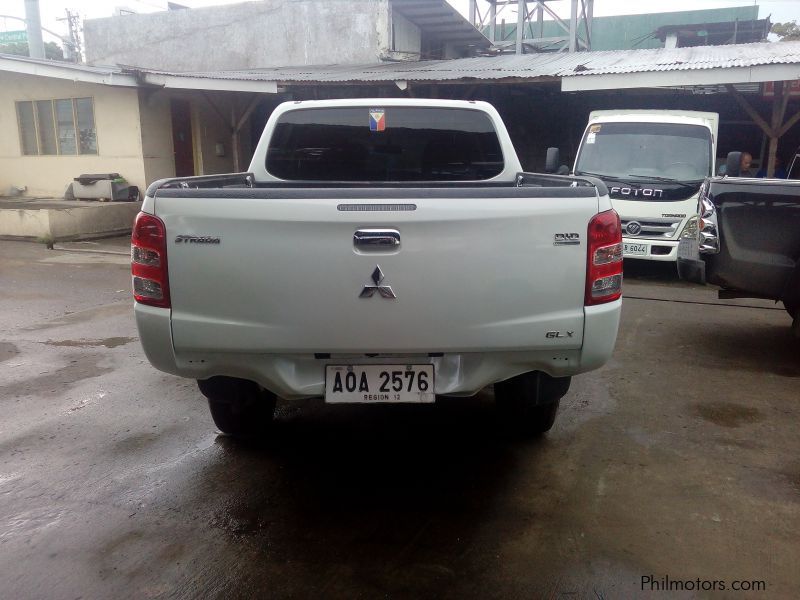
[135, 299, 621, 399]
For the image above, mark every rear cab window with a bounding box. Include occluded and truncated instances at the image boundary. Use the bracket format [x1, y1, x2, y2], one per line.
[266, 106, 504, 182]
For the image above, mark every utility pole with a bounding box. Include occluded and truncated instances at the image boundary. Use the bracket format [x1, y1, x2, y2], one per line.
[24, 0, 45, 58]
[58, 9, 83, 63]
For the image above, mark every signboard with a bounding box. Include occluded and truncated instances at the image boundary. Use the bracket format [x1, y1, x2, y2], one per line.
[762, 80, 800, 98]
[0, 30, 28, 44]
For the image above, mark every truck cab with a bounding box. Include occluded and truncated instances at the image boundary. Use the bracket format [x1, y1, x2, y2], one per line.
[571, 110, 718, 262]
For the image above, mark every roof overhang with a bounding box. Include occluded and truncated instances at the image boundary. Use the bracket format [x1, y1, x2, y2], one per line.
[562, 63, 800, 92]
[139, 72, 278, 93]
[0, 53, 138, 87]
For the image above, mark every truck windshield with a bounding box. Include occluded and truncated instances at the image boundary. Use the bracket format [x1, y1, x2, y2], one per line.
[266, 106, 504, 182]
[575, 122, 712, 184]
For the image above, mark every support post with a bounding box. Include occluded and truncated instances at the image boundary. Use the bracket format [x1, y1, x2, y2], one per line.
[585, 0, 593, 50]
[767, 81, 789, 177]
[569, 0, 578, 52]
[231, 101, 240, 173]
[537, 2, 544, 38]
[489, 1, 496, 43]
[516, 0, 525, 54]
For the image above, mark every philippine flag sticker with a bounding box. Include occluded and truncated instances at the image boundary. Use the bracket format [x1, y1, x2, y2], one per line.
[369, 109, 386, 132]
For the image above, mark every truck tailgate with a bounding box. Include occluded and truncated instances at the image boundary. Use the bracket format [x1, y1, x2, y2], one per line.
[155, 187, 597, 354]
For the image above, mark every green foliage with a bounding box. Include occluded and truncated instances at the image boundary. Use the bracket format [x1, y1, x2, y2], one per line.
[771, 21, 800, 41]
[0, 40, 66, 60]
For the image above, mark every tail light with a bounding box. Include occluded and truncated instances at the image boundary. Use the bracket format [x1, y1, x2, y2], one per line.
[131, 212, 170, 308]
[585, 209, 623, 306]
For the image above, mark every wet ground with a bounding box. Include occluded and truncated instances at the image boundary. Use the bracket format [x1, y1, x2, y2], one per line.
[1, 239, 798, 599]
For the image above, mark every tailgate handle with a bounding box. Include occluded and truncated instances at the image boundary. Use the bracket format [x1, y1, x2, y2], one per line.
[353, 229, 400, 249]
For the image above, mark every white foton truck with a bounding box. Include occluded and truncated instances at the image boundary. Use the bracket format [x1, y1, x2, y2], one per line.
[570, 110, 718, 262]
[132, 99, 622, 438]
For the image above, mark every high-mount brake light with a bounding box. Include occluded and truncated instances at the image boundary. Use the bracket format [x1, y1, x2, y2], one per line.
[131, 212, 170, 308]
[585, 209, 623, 306]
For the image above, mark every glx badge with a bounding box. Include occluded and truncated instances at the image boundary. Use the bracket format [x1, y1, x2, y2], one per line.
[546, 331, 574, 338]
[359, 265, 396, 299]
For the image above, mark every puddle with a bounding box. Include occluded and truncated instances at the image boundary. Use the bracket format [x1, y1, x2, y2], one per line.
[0, 342, 19, 363]
[45, 337, 135, 349]
[0, 356, 113, 399]
[39, 254, 129, 265]
[0, 473, 21, 486]
[692, 402, 764, 428]
[22, 303, 130, 331]
[0, 508, 66, 541]
[67, 391, 107, 414]
[772, 366, 800, 378]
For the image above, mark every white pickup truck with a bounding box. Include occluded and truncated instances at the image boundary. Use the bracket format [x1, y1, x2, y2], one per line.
[132, 99, 622, 437]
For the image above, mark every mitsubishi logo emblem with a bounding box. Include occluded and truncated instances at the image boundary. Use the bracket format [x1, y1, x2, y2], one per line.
[359, 265, 396, 299]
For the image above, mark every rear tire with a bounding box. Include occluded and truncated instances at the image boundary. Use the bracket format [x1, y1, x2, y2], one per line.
[495, 372, 571, 436]
[197, 376, 276, 438]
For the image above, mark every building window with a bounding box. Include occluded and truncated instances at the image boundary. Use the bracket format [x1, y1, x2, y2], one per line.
[16, 98, 98, 156]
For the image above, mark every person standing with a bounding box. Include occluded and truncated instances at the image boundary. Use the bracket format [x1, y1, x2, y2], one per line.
[756, 155, 788, 178]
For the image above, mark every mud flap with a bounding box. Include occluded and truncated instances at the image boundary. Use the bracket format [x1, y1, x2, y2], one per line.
[677, 238, 706, 284]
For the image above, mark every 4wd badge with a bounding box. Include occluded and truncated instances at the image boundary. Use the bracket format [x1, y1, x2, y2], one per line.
[554, 233, 580, 246]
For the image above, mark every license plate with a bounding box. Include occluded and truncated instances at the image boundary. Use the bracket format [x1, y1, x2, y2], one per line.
[623, 242, 648, 256]
[325, 364, 435, 403]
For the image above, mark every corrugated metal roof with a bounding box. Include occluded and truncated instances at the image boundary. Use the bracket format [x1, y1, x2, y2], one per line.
[4, 41, 800, 89]
[134, 41, 800, 84]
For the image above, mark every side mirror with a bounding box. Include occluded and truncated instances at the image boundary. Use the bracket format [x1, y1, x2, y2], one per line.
[556, 164, 570, 175]
[725, 151, 741, 177]
[545, 147, 560, 173]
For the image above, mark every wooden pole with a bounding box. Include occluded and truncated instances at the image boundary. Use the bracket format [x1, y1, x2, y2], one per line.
[231, 99, 240, 173]
[727, 83, 792, 178]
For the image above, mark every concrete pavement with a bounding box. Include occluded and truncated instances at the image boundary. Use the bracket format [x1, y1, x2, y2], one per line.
[1, 240, 798, 598]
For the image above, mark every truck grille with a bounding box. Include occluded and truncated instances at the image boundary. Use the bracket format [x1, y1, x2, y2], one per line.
[620, 217, 682, 239]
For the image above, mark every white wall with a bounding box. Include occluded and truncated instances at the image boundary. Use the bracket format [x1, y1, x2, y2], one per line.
[0, 72, 146, 197]
[389, 11, 422, 60]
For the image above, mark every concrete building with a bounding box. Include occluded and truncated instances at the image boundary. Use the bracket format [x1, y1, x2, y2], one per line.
[0, 61, 157, 198]
[84, 0, 489, 71]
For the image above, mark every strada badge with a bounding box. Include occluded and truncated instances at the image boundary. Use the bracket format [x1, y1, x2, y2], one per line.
[175, 235, 221, 244]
